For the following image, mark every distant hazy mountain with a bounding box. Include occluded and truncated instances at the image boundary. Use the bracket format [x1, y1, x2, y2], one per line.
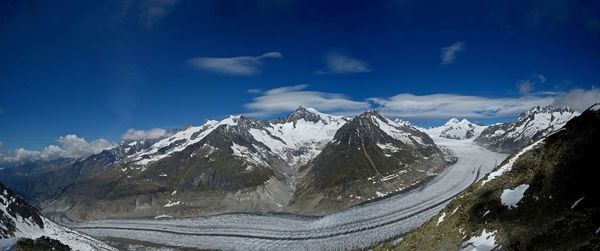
[421, 118, 486, 140]
[0, 182, 114, 250]
[475, 105, 578, 153]
[389, 104, 600, 251]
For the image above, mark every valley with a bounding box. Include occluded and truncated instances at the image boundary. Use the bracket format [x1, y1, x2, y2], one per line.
[68, 136, 506, 250]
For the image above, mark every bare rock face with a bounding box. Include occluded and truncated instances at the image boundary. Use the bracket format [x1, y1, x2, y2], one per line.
[475, 105, 578, 153]
[291, 110, 450, 214]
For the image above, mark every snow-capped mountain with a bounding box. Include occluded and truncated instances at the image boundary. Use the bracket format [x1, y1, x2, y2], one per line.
[292, 110, 450, 214]
[0, 182, 114, 250]
[394, 104, 600, 251]
[422, 118, 486, 140]
[475, 105, 578, 153]
[419, 118, 487, 140]
[37, 107, 449, 220]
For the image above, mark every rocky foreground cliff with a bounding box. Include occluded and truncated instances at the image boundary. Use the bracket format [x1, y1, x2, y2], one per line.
[376, 104, 600, 250]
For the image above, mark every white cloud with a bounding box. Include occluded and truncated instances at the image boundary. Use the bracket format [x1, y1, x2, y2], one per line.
[139, 0, 180, 28]
[244, 85, 597, 119]
[518, 81, 533, 95]
[1, 135, 115, 164]
[441, 41, 466, 64]
[188, 52, 282, 76]
[553, 88, 600, 111]
[1, 148, 42, 164]
[518, 74, 546, 95]
[122, 128, 168, 141]
[370, 93, 555, 119]
[247, 89, 262, 94]
[316, 53, 371, 74]
[245, 84, 370, 116]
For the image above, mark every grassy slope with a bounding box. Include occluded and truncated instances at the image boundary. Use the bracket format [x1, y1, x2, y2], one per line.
[376, 108, 600, 250]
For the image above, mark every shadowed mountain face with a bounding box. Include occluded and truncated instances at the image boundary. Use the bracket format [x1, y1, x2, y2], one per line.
[391, 104, 600, 251]
[1, 107, 450, 221]
[475, 105, 578, 153]
[291, 111, 450, 214]
[0, 182, 44, 239]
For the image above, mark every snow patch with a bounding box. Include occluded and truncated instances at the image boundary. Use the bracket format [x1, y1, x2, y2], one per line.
[436, 212, 446, 226]
[500, 184, 529, 209]
[481, 139, 544, 186]
[164, 200, 181, 208]
[460, 229, 497, 251]
[571, 196, 585, 209]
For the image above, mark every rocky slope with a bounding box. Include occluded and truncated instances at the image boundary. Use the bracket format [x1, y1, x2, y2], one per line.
[291, 111, 450, 214]
[0, 137, 163, 203]
[421, 118, 486, 140]
[0, 182, 114, 250]
[475, 105, 578, 153]
[34, 107, 449, 220]
[383, 104, 600, 251]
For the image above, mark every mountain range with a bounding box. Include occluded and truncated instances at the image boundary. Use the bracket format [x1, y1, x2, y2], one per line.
[474, 106, 578, 153]
[2, 106, 452, 221]
[0, 104, 588, 250]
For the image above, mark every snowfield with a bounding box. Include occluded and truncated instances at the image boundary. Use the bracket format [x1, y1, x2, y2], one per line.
[71, 137, 506, 250]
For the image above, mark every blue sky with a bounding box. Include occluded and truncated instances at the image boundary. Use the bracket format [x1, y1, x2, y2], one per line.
[0, 0, 599, 153]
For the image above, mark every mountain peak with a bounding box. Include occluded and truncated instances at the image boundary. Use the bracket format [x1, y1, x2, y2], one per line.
[446, 118, 460, 124]
[525, 105, 574, 116]
[357, 109, 384, 118]
[445, 118, 472, 125]
[285, 105, 322, 123]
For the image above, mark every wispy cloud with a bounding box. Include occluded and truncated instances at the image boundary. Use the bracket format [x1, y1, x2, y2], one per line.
[122, 128, 168, 141]
[245, 85, 598, 119]
[188, 52, 282, 76]
[553, 88, 600, 111]
[441, 41, 466, 64]
[244, 84, 370, 116]
[0, 135, 115, 164]
[139, 0, 180, 28]
[370, 93, 555, 119]
[518, 74, 547, 95]
[117, 0, 180, 28]
[315, 53, 371, 74]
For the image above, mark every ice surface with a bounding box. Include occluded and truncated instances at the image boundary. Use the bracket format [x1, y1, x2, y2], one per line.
[72, 138, 507, 251]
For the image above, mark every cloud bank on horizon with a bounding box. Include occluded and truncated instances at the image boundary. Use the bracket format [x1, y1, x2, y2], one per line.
[245, 85, 600, 119]
[0, 135, 115, 164]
